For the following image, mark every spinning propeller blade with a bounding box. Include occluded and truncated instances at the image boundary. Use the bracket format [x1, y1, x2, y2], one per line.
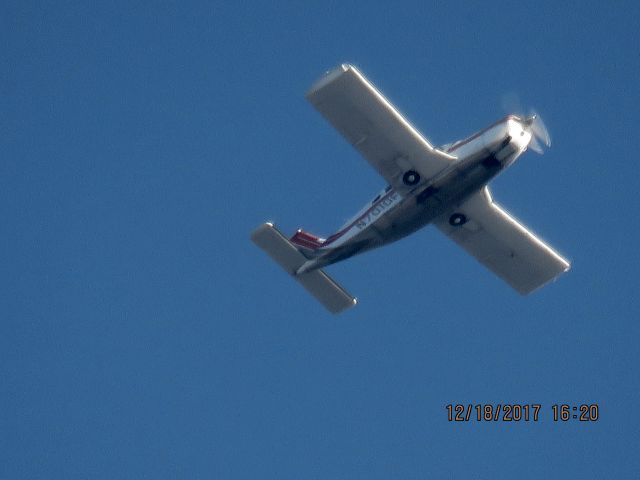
[524, 113, 551, 154]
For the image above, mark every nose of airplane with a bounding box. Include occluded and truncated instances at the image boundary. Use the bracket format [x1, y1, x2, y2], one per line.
[507, 117, 533, 151]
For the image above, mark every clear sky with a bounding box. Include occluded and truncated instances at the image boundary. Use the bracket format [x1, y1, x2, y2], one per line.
[2, 1, 639, 478]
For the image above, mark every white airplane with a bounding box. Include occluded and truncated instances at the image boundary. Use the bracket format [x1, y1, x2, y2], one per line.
[252, 64, 570, 313]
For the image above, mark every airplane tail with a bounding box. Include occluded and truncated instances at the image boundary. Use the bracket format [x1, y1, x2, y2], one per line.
[251, 223, 356, 314]
[289, 229, 325, 255]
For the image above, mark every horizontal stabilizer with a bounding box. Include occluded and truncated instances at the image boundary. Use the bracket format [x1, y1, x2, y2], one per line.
[251, 223, 357, 314]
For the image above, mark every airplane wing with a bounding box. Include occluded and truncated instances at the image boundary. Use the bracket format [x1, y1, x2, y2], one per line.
[435, 187, 570, 294]
[307, 64, 455, 193]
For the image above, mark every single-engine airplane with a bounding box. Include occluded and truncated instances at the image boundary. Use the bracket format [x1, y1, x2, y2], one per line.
[252, 64, 570, 313]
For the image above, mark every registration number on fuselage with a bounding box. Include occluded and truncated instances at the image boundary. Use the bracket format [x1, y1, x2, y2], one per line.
[356, 192, 400, 230]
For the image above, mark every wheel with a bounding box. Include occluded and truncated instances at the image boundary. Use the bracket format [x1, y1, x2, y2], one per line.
[449, 213, 467, 226]
[402, 170, 420, 186]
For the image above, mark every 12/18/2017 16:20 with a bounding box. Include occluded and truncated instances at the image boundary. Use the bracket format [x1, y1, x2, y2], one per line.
[446, 404, 599, 422]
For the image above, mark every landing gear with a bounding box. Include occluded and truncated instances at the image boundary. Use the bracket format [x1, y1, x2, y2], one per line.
[402, 170, 420, 186]
[449, 213, 467, 226]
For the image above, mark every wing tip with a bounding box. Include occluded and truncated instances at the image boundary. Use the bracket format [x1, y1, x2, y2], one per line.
[307, 63, 356, 97]
[330, 294, 358, 314]
[250, 221, 275, 241]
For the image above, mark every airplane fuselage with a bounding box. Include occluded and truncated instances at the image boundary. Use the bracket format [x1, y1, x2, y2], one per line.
[297, 115, 532, 273]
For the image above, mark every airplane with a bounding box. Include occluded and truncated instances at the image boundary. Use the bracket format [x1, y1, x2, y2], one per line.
[251, 64, 570, 314]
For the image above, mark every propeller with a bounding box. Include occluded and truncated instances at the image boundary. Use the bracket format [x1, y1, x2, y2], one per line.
[500, 92, 552, 154]
[523, 113, 551, 154]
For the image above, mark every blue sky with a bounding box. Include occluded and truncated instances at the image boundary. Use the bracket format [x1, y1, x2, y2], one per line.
[2, 1, 639, 478]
